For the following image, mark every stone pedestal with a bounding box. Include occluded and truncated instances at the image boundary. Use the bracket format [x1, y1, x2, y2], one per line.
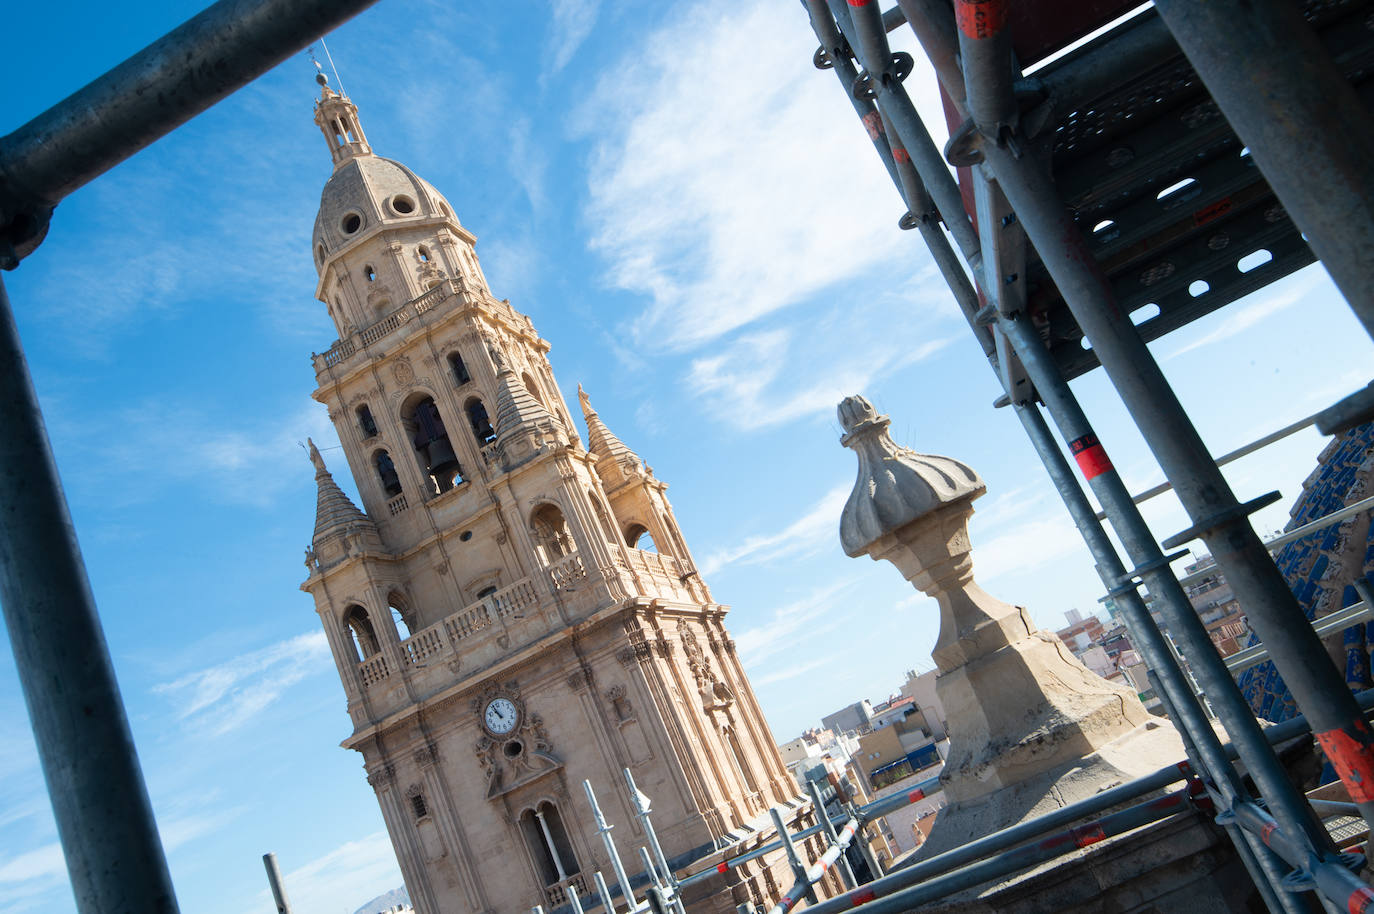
[837, 395, 1186, 858]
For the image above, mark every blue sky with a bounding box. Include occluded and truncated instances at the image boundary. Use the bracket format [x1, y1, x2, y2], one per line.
[2, 2, 1371, 912]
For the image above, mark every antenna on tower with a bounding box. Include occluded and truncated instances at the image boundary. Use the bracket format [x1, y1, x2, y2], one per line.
[319, 37, 347, 98]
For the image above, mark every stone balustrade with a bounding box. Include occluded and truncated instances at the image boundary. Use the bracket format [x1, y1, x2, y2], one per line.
[314, 280, 539, 374]
[356, 574, 542, 686]
[386, 493, 409, 516]
[544, 873, 587, 909]
[359, 653, 391, 686]
[547, 552, 588, 589]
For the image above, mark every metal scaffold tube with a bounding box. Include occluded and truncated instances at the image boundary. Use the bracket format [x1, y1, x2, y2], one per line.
[1151, 0, 1374, 345]
[0, 274, 179, 912]
[0, 0, 382, 266]
[910, 0, 1374, 838]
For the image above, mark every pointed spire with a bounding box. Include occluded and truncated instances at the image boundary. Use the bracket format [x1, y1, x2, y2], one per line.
[307, 437, 376, 546]
[492, 350, 557, 438]
[312, 70, 371, 168]
[578, 384, 645, 490]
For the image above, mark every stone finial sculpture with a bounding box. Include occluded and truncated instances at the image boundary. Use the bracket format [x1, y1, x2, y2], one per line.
[838, 395, 1179, 857]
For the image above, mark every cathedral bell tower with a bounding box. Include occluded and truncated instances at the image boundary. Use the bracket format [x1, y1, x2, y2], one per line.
[299, 76, 796, 914]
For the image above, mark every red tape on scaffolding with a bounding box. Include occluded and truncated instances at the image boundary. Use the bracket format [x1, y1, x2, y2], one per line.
[1315, 720, 1374, 803]
[1069, 433, 1114, 480]
[955, 0, 1007, 39]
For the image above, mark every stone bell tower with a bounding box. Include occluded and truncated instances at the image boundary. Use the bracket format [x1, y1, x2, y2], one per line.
[299, 75, 795, 914]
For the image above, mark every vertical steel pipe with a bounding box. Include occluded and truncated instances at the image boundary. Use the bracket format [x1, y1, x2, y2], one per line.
[263, 853, 293, 914]
[583, 780, 635, 912]
[939, 0, 1374, 836]
[807, 780, 856, 889]
[1151, 0, 1374, 342]
[0, 274, 180, 912]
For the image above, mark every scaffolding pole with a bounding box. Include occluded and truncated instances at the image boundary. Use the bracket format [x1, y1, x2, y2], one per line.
[800, 1, 1374, 908]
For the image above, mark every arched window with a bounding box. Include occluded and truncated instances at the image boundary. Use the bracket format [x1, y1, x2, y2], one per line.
[356, 404, 378, 439]
[519, 802, 580, 888]
[448, 352, 471, 386]
[374, 450, 402, 497]
[625, 524, 656, 552]
[466, 398, 496, 445]
[531, 504, 574, 563]
[417, 245, 432, 263]
[343, 605, 380, 660]
[364, 265, 377, 282]
[402, 395, 464, 493]
[388, 592, 414, 640]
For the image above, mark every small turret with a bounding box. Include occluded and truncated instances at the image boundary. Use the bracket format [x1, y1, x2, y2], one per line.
[306, 438, 383, 572]
[489, 348, 567, 470]
[578, 385, 646, 492]
[313, 72, 372, 168]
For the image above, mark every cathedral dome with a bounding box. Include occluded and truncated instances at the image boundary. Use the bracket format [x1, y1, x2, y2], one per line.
[312, 155, 457, 265]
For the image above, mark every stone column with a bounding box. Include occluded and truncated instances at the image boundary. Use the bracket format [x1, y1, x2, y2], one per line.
[836, 395, 1182, 857]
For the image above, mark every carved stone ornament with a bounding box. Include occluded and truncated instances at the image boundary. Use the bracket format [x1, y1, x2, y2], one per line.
[680, 623, 734, 710]
[392, 358, 415, 386]
[366, 763, 397, 788]
[414, 742, 438, 768]
[405, 782, 423, 799]
[469, 682, 562, 800]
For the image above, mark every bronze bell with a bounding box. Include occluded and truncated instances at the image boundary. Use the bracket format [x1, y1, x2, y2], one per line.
[425, 436, 462, 488]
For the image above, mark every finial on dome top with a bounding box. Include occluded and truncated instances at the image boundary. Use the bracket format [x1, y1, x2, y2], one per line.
[837, 394, 985, 558]
[578, 383, 592, 410]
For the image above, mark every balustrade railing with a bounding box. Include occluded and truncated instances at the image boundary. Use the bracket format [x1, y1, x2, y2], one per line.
[401, 622, 446, 666]
[543, 873, 587, 909]
[356, 576, 544, 689]
[358, 653, 390, 686]
[547, 552, 588, 589]
[480, 442, 501, 465]
[490, 577, 538, 619]
[386, 493, 409, 516]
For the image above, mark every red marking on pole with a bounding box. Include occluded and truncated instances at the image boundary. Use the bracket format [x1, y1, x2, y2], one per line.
[893, 147, 910, 165]
[1177, 760, 1192, 774]
[908, 788, 925, 802]
[1348, 886, 1374, 914]
[716, 861, 729, 873]
[955, 0, 1007, 39]
[847, 0, 872, 6]
[861, 111, 885, 142]
[1260, 822, 1278, 847]
[1193, 197, 1233, 227]
[850, 888, 876, 907]
[1316, 720, 1374, 802]
[1069, 433, 1114, 480]
[1072, 824, 1107, 848]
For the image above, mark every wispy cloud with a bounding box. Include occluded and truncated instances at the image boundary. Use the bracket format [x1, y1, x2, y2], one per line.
[971, 514, 1085, 582]
[577, 0, 919, 351]
[0, 842, 65, 890]
[689, 330, 956, 430]
[256, 832, 403, 914]
[751, 657, 831, 688]
[699, 483, 850, 575]
[1166, 270, 1318, 359]
[47, 397, 336, 510]
[734, 580, 858, 668]
[153, 631, 330, 737]
[544, 0, 600, 78]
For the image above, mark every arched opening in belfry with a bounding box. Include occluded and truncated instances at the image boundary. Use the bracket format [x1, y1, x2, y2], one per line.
[530, 504, 574, 563]
[343, 604, 380, 660]
[448, 351, 471, 386]
[624, 523, 656, 552]
[388, 591, 415, 640]
[373, 449, 403, 498]
[401, 394, 463, 493]
[465, 397, 496, 446]
[356, 403, 378, 439]
[519, 802, 580, 888]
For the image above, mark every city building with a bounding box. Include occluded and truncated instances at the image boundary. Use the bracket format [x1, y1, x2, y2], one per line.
[298, 79, 801, 914]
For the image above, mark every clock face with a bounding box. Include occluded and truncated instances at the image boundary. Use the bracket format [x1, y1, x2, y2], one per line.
[484, 698, 519, 735]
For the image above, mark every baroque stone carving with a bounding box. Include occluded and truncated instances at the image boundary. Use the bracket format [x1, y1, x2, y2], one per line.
[679, 623, 734, 709]
[392, 358, 415, 386]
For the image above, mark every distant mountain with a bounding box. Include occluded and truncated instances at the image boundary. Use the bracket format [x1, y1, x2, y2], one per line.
[352, 885, 411, 914]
